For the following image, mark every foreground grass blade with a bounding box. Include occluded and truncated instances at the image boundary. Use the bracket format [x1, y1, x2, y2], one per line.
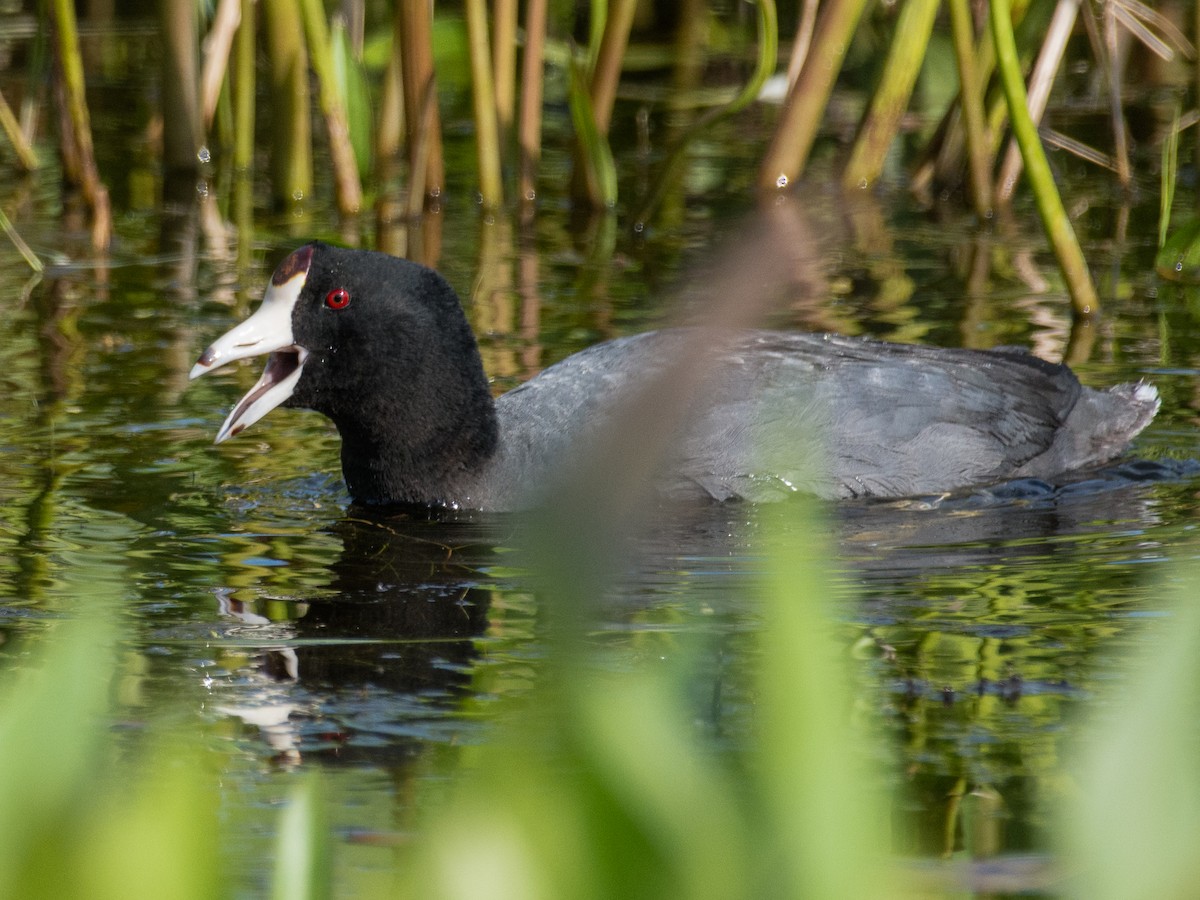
[1060, 559, 1200, 898]
[273, 774, 333, 900]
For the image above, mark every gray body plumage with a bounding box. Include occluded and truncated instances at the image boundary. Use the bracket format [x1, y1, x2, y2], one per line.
[461, 330, 1159, 510]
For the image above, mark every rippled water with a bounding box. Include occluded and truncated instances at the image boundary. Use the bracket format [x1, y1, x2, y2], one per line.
[2, 36, 1200, 893]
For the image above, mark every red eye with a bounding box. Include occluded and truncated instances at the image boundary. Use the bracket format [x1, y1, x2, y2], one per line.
[325, 288, 351, 310]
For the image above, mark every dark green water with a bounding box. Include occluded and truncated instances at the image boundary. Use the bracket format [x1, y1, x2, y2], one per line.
[3, 24, 1200, 895]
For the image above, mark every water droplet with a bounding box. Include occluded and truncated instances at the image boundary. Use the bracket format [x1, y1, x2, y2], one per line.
[197, 146, 211, 164]
[292, 190, 304, 201]
[633, 221, 644, 233]
[775, 173, 789, 188]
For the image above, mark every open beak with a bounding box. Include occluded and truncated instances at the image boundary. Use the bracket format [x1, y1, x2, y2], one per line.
[190, 245, 313, 443]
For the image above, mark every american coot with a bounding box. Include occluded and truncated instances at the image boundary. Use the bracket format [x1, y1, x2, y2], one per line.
[190, 242, 1159, 510]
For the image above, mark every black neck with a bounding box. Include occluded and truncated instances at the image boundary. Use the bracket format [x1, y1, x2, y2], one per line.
[332, 379, 499, 507]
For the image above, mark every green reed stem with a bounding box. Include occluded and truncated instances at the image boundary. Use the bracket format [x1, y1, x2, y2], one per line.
[261, 0, 313, 211]
[0, 86, 37, 171]
[464, 0, 504, 209]
[1159, 104, 1180, 250]
[0, 205, 43, 272]
[570, 0, 635, 207]
[299, 0, 362, 215]
[989, 0, 1099, 316]
[947, 0, 994, 217]
[518, 0, 548, 220]
[376, 30, 405, 163]
[51, 0, 111, 248]
[568, 54, 617, 207]
[492, 0, 517, 142]
[759, 0, 869, 191]
[843, 0, 940, 190]
[396, 0, 444, 203]
[233, 0, 255, 173]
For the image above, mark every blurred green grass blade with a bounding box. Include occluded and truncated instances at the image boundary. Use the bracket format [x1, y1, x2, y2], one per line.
[0, 613, 117, 895]
[331, 18, 373, 177]
[78, 742, 223, 900]
[757, 499, 891, 898]
[573, 675, 750, 900]
[273, 773, 333, 900]
[1061, 559, 1200, 898]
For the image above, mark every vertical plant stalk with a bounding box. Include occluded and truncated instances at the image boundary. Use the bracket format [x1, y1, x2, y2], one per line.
[298, 0, 363, 215]
[200, 0, 241, 130]
[843, 0, 940, 190]
[405, 80, 439, 223]
[0, 87, 37, 171]
[1100, 3, 1131, 188]
[261, 0, 313, 210]
[160, 0, 202, 175]
[492, 0, 518, 141]
[947, 0, 994, 217]
[50, 0, 111, 249]
[518, 0, 548, 219]
[233, 0, 255, 173]
[464, 0, 503, 209]
[587, 0, 636, 135]
[570, 0, 636, 206]
[989, 0, 1099, 316]
[569, 56, 617, 207]
[1158, 104, 1179, 250]
[996, 0, 1078, 202]
[785, 0, 820, 88]
[376, 35, 405, 162]
[758, 0, 869, 191]
[0, 205, 43, 272]
[397, 1, 444, 203]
